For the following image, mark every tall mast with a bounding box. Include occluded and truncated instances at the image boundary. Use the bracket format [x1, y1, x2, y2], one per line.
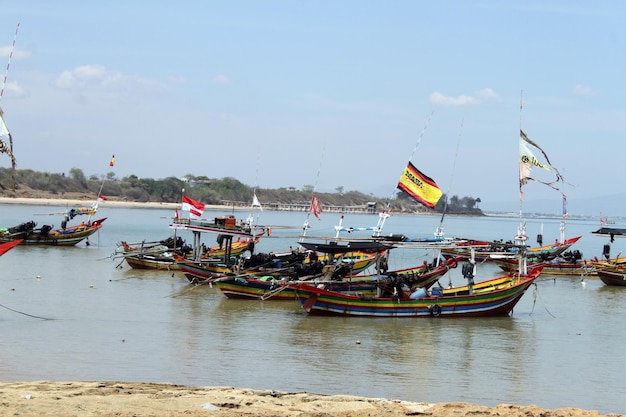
[0, 23, 20, 189]
[0, 22, 20, 102]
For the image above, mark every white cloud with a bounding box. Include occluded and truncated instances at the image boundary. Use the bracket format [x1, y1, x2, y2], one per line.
[429, 88, 500, 107]
[167, 75, 187, 84]
[476, 88, 500, 101]
[430, 92, 477, 106]
[0, 46, 32, 60]
[54, 65, 164, 94]
[56, 65, 112, 89]
[0, 81, 25, 98]
[212, 74, 232, 85]
[572, 84, 599, 96]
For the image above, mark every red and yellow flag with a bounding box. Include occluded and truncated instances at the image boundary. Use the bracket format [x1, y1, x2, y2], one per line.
[109, 155, 115, 167]
[397, 161, 442, 209]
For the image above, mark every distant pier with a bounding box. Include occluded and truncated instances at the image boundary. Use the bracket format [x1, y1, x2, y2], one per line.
[221, 200, 378, 214]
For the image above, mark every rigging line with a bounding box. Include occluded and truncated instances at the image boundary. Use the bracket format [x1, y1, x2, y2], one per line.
[300, 146, 325, 242]
[518, 90, 524, 222]
[0, 301, 53, 320]
[408, 110, 434, 163]
[0, 22, 20, 102]
[383, 111, 435, 211]
[437, 118, 463, 231]
[312, 145, 325, 193]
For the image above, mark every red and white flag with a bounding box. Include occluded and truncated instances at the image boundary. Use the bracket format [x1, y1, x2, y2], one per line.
[97, 195, 107, 203]
[182, 195, 205, 219]
[310, 195, 322, 220]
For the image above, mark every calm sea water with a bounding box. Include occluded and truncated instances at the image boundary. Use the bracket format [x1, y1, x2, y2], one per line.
[1, 203, 625, 414]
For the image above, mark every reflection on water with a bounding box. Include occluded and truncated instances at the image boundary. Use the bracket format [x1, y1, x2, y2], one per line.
[1, 205, 625, 413]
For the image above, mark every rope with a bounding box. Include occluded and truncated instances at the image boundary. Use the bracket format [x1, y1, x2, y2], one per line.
[529, 282, 556, 318]
[0, 302, 53, 320]
[260, 284, 289, 301]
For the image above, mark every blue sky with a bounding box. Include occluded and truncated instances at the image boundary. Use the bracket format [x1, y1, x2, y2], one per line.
[0, 1, 624, 212]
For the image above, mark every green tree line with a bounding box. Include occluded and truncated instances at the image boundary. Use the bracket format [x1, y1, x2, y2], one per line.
[0, 167, 482, 215]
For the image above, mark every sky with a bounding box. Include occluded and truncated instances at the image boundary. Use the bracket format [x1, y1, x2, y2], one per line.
[0, 1, 625, 213]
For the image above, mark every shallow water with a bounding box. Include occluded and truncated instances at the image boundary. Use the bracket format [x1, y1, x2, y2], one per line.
[1, 204, 625, 413]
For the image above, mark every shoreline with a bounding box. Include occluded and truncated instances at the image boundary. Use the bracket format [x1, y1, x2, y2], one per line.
[0, 196, 230, 210]
[0, 381, 617, 417]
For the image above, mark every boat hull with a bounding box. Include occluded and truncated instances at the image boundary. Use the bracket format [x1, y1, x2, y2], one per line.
[0, 219, 106, 246]
[596, 269, 626, 286]
[442, 236, 582, 263]
[289, 267, 542, 318]
[125, 255, 179, 270]
[176, 259, 233, 283]
[215, 257, 459, 300]
[0, 239, 22, 256]
[215, 276, 380, 300]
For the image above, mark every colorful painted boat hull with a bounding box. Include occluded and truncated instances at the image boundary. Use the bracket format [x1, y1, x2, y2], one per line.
[493, 258, 594, 276]
[0, 239, 22, 256]
[215, 276, 380, 300]
[288, 266, 542, 317]
[215, 257, 460, 300]
[0, 218, 106, 246]
[125, 255, 179, 270]
[494, 256, 626, 276]
[176, 259, 232, 283]
[441, 236, 582, 263]
[596, 268, 626, 286]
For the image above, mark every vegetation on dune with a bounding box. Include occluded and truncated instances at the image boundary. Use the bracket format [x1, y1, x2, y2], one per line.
[0, 167, 483, 215]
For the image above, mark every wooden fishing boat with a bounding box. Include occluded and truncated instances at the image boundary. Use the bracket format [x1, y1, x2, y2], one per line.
[174, 256, 234, 283]
[595, 265, 626, 286]
[215, 256, 460, 300]
[288, 264, 543, 317]
[0, 239, 22, 256]
[492, 257, 592, 276]
[441, 236, 582, 263]
[493, 255, 626, 277]
[117, 234, 259, 270]
[0, 218, 106, 246]
[124, 253, 179, 270]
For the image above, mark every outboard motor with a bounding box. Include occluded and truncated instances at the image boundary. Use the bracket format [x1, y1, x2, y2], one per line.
[537, 233, 543, 246]
[462, 262, 475, 294]
[462, 262, 474, 279]
[603, 244, 611, 261]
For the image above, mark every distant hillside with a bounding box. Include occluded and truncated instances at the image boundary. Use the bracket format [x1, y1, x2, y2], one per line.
[0, 167, 484, 215]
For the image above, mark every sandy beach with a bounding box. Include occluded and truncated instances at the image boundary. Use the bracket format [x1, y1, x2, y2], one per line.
[0, 381, 618, 417]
